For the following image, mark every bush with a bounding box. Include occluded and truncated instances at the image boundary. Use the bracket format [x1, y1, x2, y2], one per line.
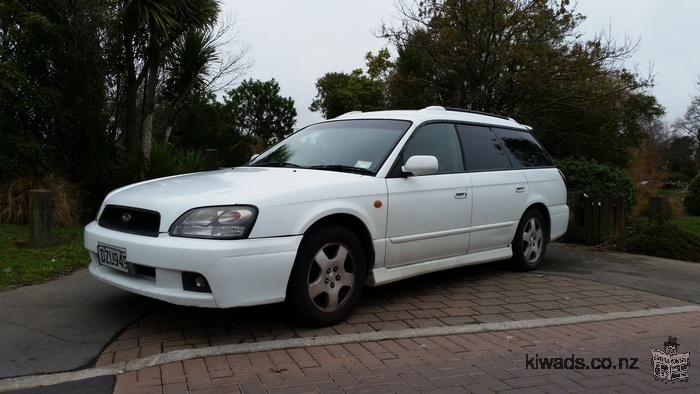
[684, 176, 700, 216]
[118, 142, 206, 184]
[557, 157, 636, 209]
[0, 174, 82, 226]
[606, 218, 700, 262]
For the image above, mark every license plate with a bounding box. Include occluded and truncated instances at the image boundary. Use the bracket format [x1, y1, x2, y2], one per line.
[97, 243, 129, 273]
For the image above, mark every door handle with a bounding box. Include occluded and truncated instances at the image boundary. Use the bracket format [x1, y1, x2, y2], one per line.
[516, 183, 526, 193]
[455, 188, 468, 199]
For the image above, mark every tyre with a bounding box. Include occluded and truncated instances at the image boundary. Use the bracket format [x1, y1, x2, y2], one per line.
[286, 225, 366, 326]
[512, 209, 548, 271]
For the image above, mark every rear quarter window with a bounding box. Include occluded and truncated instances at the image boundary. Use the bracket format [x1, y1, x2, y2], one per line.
[492, 128, 553, 168]
[456, 124, 512, 171]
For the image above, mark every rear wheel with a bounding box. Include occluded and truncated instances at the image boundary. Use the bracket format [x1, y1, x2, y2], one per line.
[286, 225, 366, 326]
[512, 209, 548, 271]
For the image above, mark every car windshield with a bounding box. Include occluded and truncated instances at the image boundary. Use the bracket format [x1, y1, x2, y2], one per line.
[247, 119, 411, 175]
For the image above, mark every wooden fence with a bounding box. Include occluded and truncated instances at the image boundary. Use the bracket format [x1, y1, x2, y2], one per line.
[567, 192, 625, 243]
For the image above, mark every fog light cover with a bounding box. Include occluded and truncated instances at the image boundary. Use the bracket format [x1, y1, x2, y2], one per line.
[182, 272, 212, 293]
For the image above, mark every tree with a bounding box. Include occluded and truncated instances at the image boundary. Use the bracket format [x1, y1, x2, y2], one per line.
[224, 79, 297, 150]
[114, 0, 221, 163]
[159, 14, 252, 144]
[169, 80, 298, 167]
[312, 0, 663, 166]
[672, 78, 700, 174]
[309, 50, 391, 119]
[0, 0, 109, 184]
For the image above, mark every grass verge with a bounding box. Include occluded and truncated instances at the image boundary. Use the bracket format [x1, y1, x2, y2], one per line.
[0, 223, 88, 292]
[671, 216, 700, 234]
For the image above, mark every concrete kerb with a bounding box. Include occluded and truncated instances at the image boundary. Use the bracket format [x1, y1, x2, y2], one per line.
[2, 305, 699, 392]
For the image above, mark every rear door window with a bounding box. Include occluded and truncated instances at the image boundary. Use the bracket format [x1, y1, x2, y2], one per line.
[492, 128, 553, 168]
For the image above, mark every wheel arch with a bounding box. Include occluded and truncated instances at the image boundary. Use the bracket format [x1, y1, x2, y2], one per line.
[524, 202, 551, 242]
[302, 214, 375, 276]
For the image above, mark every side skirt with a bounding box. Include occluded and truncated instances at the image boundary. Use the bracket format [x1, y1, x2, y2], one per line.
[366, 247, 513, 287]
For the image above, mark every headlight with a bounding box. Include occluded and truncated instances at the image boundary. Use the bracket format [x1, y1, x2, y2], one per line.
[169, 206, 258, 239]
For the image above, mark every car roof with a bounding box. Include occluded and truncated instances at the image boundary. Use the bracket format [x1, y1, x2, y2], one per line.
[331, 106, 531, 131]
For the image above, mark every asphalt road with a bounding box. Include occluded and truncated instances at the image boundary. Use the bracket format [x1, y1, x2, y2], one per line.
[541, 242, 700, 304]
[0, 270, 159, 379]
[0, 242, 698, 381]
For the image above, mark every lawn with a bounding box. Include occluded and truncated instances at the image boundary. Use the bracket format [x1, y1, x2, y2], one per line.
[0, 223, 88, 292]
[671, 215, 700, 235]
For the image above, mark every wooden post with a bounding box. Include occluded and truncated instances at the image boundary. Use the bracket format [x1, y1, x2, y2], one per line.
[204, 149, 219, 171]
[648, 196, 670, 222]
[28, 189, 52, 248]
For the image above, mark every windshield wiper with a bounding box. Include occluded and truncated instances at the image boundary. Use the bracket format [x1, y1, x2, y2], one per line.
[248, 161, 303, 168]
[309, 165, 374, 175]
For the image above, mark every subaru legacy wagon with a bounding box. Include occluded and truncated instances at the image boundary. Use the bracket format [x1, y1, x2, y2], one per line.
[85, 106, 568, 326]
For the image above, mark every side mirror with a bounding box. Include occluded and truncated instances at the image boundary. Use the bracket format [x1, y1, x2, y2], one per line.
[401, 155, 438, 176]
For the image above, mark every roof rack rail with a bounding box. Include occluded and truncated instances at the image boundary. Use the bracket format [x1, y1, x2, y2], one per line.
[443, 107, 512, 121]
[421, 106, 513, 121]
[335, 111, 363, 119]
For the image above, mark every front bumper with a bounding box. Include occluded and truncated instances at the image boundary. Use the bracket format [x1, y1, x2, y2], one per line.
[84, 221, 303, 308]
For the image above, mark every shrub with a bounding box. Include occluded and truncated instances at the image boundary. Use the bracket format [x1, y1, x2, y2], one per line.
[0, 174, 81, 226]
[606, 218, 700, 262]
[119, 142, 206, 184]
[557, 157, 636, 209]
[684, 176, 700, 216]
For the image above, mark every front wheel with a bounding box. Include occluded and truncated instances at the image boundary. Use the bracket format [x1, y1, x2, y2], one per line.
[286, 225, 366, 326]
[512, 209, 548, 271]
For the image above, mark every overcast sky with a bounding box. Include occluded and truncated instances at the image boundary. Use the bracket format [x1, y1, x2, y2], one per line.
[222, 0, 699, 129]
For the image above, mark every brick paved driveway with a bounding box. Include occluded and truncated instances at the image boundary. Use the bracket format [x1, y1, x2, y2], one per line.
[2, 258, 697, 393]
[93, 262, 699, 393]
[96, 263, 690, 367]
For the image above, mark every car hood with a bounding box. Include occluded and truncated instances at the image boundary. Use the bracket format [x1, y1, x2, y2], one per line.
[101, 167, 363, 229]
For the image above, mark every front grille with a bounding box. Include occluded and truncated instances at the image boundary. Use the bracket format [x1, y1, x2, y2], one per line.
[98, 205, 161, 237]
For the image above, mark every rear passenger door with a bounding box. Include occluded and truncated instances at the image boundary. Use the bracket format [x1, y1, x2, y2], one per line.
[456, 125, 527, 253]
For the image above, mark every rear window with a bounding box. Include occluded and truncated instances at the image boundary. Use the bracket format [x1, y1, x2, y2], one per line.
[492, 128, 553, 168]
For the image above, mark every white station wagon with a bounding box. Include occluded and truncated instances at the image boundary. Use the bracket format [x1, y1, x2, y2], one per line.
[85, 106, 568, 326]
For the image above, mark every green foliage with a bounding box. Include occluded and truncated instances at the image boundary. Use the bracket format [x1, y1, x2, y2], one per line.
[672, 81, 700, 176]
[665, 136, 697, 182]
[0, 0, 110, 183]
[557, 157, 636, 209]
[149, 143, 205, 179]
[310, 0, 664, 167]
[0, 224, 88, 292]
[224, 78, 297, 147]
[115, 0, 223, 163]
[119, 142, 205, 184]
[310, 50, 391, 119]
[684, 176, 700, 216]
[606, 218, 700, 262]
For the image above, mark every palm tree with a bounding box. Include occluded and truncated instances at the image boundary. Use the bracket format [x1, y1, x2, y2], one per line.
[161, 28, 218, 143]
[117, 0, 219, 163]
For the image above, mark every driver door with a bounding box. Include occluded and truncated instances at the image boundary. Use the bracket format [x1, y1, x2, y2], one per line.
[384, 123, 472, 267]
